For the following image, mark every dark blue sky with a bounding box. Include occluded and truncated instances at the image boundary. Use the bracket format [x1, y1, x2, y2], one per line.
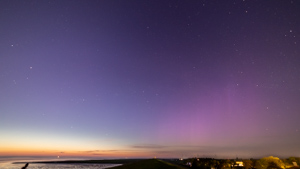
[0, 0, 299, 158]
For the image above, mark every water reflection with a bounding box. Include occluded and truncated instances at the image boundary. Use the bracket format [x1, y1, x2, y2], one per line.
[0, 157, 121, 169]
[1, 162, 121, 169]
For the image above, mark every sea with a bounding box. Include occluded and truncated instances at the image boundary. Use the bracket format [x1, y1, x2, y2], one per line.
[0, 156, 122, 169]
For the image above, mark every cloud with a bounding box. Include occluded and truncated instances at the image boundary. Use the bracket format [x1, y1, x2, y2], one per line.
[78, 150, 123, 153]
[55, 151, 65, 154]
[79, 150, 100, 153]
[92, 153, 105, 155]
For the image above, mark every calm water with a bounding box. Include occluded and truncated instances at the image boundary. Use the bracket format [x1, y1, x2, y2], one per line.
[0, 156, 122, 169]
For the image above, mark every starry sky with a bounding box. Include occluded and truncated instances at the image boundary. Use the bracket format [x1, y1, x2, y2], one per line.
[0, 0, 299, 159]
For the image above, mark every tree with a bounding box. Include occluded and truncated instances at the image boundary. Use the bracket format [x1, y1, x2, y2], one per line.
[209, 159, 218, 169]
[255, 156, 285, 169]
[217, 160, 232, 169]
[267, 162, 281, 169]
[192, 158, 199, 169]
[243, 160, 253, 169]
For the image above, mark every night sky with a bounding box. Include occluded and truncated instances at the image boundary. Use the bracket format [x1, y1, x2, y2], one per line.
[0, 0, 299, 159]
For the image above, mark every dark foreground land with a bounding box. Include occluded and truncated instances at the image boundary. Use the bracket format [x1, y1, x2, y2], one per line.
[15, 159, 186, 169]
[109, 159, 186, 169]
[15, 158, 186, 169]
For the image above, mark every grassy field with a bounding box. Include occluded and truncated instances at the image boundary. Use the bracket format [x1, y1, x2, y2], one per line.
[110, 159, 186, 169]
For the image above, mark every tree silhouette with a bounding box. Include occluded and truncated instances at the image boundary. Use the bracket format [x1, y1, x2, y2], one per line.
[267, 162, 281, 169]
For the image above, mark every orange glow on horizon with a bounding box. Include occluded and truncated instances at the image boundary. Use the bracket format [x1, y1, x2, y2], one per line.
[0, 146, 159, 158]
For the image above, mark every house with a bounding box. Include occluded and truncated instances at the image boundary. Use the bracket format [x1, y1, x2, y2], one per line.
[235, 161, 244, 167]
[293, 162, 298, 167]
